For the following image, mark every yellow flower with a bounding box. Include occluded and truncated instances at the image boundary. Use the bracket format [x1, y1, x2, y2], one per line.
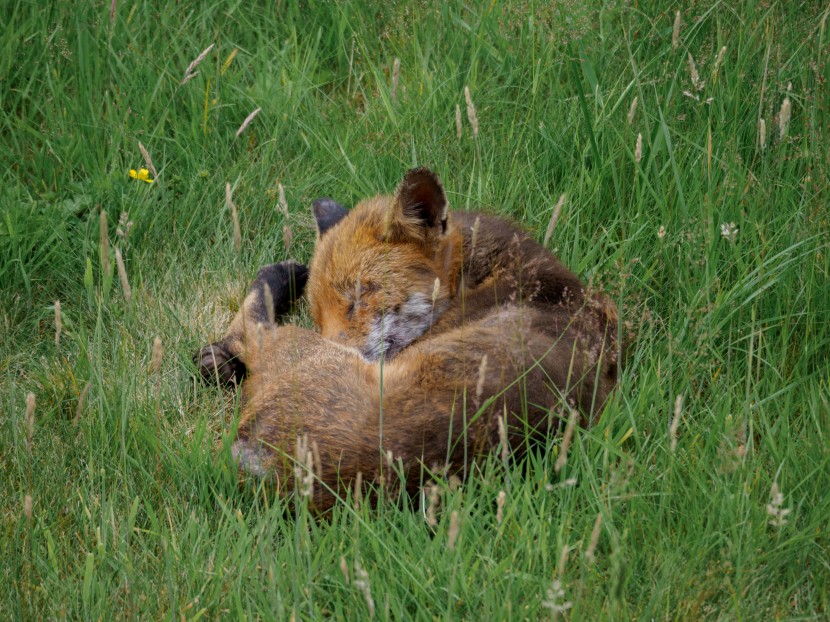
[129, 168, 154, 184]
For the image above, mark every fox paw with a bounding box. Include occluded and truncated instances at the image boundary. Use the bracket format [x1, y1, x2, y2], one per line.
[195, 342, 245, 386]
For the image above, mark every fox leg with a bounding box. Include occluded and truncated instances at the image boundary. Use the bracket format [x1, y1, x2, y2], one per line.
[195, 261, 308, 385]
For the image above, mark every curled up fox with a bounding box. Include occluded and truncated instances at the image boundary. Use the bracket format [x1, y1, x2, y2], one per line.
[196, 168, 618, 511]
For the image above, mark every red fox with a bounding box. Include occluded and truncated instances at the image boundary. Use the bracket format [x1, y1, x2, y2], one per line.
[196, 168, 617, 510]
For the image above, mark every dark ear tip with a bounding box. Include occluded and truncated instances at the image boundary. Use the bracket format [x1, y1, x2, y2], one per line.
[402, 167, 442, 188]
[312, 198, 348, 235]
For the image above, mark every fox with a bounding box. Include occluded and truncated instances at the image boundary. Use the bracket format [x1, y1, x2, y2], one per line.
[196, 168, 618, 511]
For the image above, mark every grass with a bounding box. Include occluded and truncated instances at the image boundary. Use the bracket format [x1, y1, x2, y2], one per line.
[2, 0, 829, 619]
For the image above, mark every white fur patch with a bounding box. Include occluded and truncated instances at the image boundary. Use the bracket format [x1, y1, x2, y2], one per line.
[362, 292, 447, 360]
[232, 441, 269, 478]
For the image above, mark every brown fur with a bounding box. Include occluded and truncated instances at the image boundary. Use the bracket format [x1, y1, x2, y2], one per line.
[198, 168, 618, 511]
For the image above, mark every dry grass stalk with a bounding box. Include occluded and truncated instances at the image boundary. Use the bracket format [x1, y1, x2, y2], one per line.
[138, 141, 158, 180]
[182, 43, 214, 84]
[448, 510, 460, 550]
[115, 247, 132, 303]
[475, 354, 488, 406]
[554, 409, 578, 473]
[543, 193, 566, 247]
[353, 471, 363, 509]
[24, 494, 33, 522]
[464, 86, 479, 138]
[263, 282, 275, 324]
[496, 490, 506, 524]
[100, 210, 110, 278]
[282, 224, 293, 254]
[74, 382, 90, 424]
[235, 107, 262, 138]
[498, 407, 509, 464]
[778, 95, 791, 140]
[391, 57, 400, 103]
[340, 556, 350, 585]
[151, 336, 163, 376]
[109, 0, 117, 26]
[672, 11, 681, 50]
[670, 394, 683, 452]
[556, 542, 571, 577]
[627, 96, 638, 125]
[431, 277, 441, 306]
[455, 104, 462, 140]
[25, 392, 35, 449]
[470, 216, 481, 253]
[54, 300, 61, 348]
[585, 512, 603, 562]
[225, 183, 242, 251]
[278, 182, 289, 217]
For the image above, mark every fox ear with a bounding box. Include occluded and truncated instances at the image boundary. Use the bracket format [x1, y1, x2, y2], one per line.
[312, 198, 348, 236]
[390, 168, 448, 238]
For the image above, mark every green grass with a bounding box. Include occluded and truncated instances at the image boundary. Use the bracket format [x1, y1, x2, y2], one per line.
[2, 0, 829, 619]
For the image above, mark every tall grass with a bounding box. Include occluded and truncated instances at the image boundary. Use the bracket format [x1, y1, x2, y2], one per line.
[2, 1, 829, 619]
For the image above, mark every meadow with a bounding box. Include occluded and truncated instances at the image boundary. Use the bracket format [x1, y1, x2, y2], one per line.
[2, 0, 829, 619]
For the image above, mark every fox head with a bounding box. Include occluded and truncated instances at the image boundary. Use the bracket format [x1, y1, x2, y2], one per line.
[307, 168, 464, 361]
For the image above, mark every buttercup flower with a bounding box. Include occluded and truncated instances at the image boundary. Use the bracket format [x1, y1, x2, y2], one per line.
[129, 168, 154, 184]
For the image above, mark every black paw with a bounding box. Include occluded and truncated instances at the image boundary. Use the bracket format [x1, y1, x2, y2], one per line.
[194, 342, 245, 386]
[251, 261, 309, 320]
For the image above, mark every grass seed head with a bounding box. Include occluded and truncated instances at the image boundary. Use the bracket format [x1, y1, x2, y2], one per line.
[670, 394, 683, 452]
[543, 193, 566, 247]
[766, 481, 791, 527]
[353, 560, 375, 618]
[627, 96, 638, 125]
[585, 512, 603, 562]
[475, 354, 488, 405]
[496, 490, 506, 524]
[759, 118, 767, 149]
[24, 494, 33, 521]
[278, 182, 289, 217]
[100, 210, 111, 277]
[555, 409, 578, 473]
[225, 183, 242, 251]
[182, 43, 215, 83]
[283, 224, 293, 254]
[688, 53, 703, 91]
[464, 85, 479, 138]
[672, 11, 681, 50]
[635, 132, 643, 163]
[138, 141, 158, 180]
[455, 104, 462, 140]
[235, 107, 262, 138]
[115, 247, 131, 303]
[778, 96, 791, 140]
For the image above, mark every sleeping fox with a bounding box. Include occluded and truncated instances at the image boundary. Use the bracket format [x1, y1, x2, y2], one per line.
[196, 168, 617, 510]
